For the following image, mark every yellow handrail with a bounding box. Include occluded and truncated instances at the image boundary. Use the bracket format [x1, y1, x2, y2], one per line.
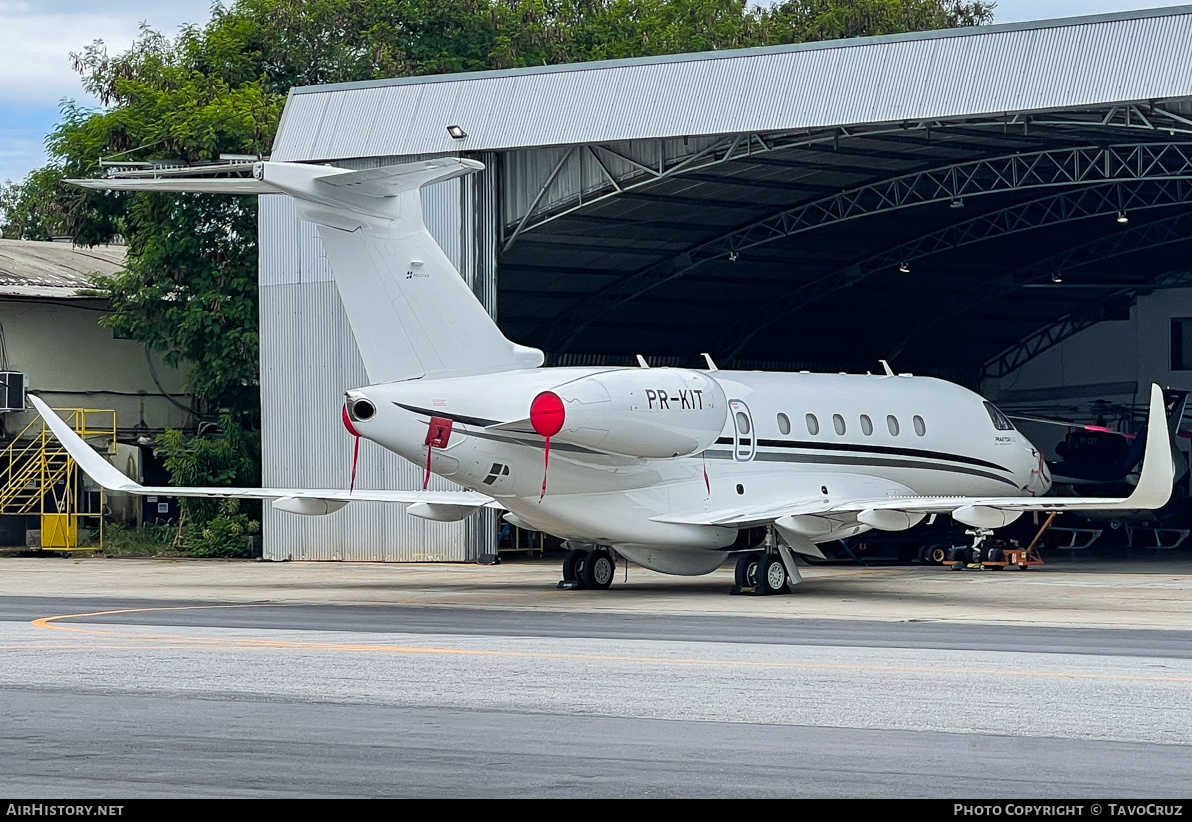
[0, 408, 117, 549]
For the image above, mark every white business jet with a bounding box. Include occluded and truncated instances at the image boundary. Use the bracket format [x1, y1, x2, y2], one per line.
[36, 157, 1174, 594]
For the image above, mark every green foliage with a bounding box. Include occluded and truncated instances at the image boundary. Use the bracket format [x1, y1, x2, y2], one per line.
[100, 521, 180, 557]
[154, 418, 261, 556]
[183, 498, 261, 558]
[0, 0, 994, 545]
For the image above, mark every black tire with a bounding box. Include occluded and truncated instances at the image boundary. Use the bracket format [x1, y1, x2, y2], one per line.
[734, 552, 762, 589]
[756, 554, 788, 595]
[562, 548, 589, 588]
[949, 546, 971, 565]
[926, 544, 948, 565]
[986, 547, 1005, 564]
[581, 549, 615, 590]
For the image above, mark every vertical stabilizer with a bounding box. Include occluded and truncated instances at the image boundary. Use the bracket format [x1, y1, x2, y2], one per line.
[256, 160, 543, 383]
[70, 159, 544, 384]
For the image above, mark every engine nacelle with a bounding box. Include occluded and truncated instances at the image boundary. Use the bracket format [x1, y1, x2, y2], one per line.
[531, 369, 727, 459]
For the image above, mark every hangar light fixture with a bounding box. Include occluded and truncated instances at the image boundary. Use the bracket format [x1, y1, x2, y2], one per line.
[1116, 211, 1130, 225]
[1051, 271, 1063, 283]
[950, 197, 964, 209]
[729, 251, 739, 261]
[898, 261, 911, 274]
[446, 125, 468, 139]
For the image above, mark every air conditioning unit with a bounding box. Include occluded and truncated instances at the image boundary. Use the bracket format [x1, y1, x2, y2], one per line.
[0, 372, 27, 412]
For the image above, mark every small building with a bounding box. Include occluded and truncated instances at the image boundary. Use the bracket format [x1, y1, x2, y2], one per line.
[0, 239, 193, 439]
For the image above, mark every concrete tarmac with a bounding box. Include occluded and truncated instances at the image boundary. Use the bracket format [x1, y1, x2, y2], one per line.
[2, 555, 1191, 798]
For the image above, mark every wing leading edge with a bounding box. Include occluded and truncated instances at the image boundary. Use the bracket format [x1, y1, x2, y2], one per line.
[28, 396, 493, 517]
[657, 383, 1175, 528]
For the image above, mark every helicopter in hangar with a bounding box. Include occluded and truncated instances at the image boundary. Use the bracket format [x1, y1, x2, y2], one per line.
[35, 157, 1175, 595]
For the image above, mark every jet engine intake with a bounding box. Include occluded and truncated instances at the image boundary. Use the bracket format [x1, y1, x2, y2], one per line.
[533, 369, 727, 459]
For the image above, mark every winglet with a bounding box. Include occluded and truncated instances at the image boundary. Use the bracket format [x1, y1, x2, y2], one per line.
[1121, 383, 1175, 509]
[28, 395, 142, 493]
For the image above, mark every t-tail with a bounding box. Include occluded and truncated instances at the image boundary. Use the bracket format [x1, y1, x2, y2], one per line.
[72, 159, 544, 383]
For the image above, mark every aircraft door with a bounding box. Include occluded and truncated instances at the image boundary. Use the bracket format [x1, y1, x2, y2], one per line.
[729, 399, 756, 462]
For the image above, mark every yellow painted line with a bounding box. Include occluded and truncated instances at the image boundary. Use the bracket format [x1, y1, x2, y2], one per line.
[27, 605, 1192, 684]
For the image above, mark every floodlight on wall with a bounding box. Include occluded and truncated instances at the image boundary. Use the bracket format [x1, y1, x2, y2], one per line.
[898, 261, 911, 274]
[1116, 211, 1130, 225]
[447, 125, 468, 139]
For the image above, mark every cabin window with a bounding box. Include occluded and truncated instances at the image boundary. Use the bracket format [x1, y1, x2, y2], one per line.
[913, 415, 926, 436]
[832, 414, 846, 435]
[735, 411, 751, 436]
[887, 415, 900, 436]
[983, 402, 1014, 431]
[805, 413, 820, 435]
[860, 414, 873, 436]
[777, 413, 791, 435]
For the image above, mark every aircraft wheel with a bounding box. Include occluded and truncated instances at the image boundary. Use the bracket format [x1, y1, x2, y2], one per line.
[734, 552, 762, 590]
[926, 544, 948, 565]
[756, 554, 788, 595]
[581, 549, 615, 590]
[563, 548, 590, 589]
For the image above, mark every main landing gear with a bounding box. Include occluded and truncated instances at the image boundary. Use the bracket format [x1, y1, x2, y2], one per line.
[557, 544, 616, 590]
[732, 551, 793, 595]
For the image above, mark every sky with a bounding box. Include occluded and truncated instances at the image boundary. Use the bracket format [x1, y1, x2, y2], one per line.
[0, 0, 1189, 184]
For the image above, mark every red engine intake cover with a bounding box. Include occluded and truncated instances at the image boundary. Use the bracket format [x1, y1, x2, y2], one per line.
[530, 391, 565, 437]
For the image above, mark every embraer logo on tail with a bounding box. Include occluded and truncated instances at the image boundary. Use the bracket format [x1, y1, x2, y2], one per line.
[405, 269, 430, 279]
[644, 388, 704, 410]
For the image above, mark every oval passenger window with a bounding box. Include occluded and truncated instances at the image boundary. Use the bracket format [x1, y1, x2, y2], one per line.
[887, 415, 900, 436]
[777, 413, 791, 435]
[735, 411, 751, 435]
[806, 413, 819, 435]
[833, 414, 846, 435]
[860, 414, 873, 436]
[914, 415, 926, 436]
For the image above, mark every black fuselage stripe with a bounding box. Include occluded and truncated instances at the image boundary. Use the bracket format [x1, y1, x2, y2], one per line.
[704, 449, 1020, 488]
[713, 436, 1011, 473]
[395, 402, 502, 428]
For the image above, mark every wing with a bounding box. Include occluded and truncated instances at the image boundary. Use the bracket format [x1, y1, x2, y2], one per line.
[29, 396, 493, 518]
[656, 383, 1174, 528]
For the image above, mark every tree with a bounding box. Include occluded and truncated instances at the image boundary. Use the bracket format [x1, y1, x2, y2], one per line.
[0, 0, 995, 552]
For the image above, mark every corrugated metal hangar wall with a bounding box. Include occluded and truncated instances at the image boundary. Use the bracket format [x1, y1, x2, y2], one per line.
[258, 160, 500, 561]
[257, 7, 1192, 561]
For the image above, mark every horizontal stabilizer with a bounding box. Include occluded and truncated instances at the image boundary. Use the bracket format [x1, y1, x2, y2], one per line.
[29, 396, 493, 514]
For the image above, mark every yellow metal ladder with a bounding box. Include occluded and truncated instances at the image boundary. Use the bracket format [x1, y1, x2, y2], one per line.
[0, 409, 116, 550]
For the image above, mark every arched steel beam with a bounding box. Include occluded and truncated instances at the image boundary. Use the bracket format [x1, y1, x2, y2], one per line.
[718, 179, 1192, 358]
[541, 141, 1192, 352]
[981, 268, 1192, 381]
[874, 209, 1192, 363]
[504, 103, 1192, 245]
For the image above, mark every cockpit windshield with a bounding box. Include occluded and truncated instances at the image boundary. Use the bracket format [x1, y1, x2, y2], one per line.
[983, 401, 1015, 431]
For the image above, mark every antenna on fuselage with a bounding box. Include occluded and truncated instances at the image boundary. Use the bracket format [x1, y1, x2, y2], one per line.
[636, 355, 650, 368]
[702, 353, 718, 371]
[878, 359, 895, 377]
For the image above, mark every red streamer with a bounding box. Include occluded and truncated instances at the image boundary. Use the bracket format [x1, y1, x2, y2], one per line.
[539, 435, 551, 502]
[349, 435, 360, 493]
[702, 450, 710, 495]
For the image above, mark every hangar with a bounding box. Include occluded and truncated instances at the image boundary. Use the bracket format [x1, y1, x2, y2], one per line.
[256, 6, 1192, 561]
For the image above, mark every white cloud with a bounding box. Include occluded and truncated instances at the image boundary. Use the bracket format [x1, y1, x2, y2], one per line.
[0, 1, 217, 106]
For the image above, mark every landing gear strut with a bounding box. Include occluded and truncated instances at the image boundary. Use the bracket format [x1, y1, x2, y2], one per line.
[558, 544, 616, 590]
[732, 527, 801, 595]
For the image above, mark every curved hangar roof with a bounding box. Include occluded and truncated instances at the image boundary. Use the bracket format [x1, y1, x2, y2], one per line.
[272, 6, 1192, 382]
